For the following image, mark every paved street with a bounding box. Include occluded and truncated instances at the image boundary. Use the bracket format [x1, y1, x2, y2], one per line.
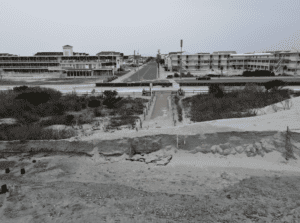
[176, 77, 300, 84]
[122, 62, 158, 82]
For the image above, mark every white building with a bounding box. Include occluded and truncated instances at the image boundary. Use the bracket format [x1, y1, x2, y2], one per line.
[165, 50, 300, 75]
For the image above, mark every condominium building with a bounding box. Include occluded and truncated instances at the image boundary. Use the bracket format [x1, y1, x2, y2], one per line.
[165, 50, 300, 75]
[0, 45, 124, 77]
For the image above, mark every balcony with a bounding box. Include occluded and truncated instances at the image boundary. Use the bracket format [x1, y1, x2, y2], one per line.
[289, 56, 300, 61]
[287, 64, 298, 69]
[1, 66, 49, 69]
[0, 60, 59, 63]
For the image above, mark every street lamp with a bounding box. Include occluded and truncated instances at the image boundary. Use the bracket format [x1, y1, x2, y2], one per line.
[137, 51, 140, 81]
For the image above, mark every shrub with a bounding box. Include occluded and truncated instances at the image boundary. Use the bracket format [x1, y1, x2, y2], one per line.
[88, 99, 101, 108]
[242, 70, 275, 77]
[103, 90, 118, 99]
[15, 92, 52, 106]
[39, 115, 74, 126]
[77, 111, 95, 125]
[263, 80, 287, 92]
[174, 73, 179, 77]
[109, 115, 139, 128]
[103, 93, 122, 109]
[93, 108, 104, 117]
[65, 114, 75, 124]
[186, 72, 193, 77]
[209, 84, 224, 98]
[0, 124, 76, 141]
[13, 86, 29, 92]
[17, 112, 40, 125]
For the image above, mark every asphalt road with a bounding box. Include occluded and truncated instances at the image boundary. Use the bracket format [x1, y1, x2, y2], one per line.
[122, 62, 158, 82]
[176, 77, 300, 84]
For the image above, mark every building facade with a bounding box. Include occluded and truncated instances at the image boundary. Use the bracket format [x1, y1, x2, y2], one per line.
[165, 50, 300, 75]
[0, 46, 123, 77]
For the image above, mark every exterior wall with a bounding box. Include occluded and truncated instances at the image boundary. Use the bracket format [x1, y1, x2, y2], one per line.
[63, 46, 73, 56]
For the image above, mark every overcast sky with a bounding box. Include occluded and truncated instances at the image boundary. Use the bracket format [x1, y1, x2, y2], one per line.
[0, 0, 300, 56]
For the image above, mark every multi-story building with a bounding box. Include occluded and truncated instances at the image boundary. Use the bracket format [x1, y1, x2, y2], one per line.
[166, 51, 235, 72]
[230, 51, 300, 74]
[0, 45, 123, 77]
[165, 50, 300, 75]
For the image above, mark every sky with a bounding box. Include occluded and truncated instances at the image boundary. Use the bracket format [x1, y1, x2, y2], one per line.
[0, 0, 300, 57]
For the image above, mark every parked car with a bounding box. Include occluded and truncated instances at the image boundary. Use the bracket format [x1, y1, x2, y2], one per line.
[196, 76, 211, 80]
[166, 75, 173, 79]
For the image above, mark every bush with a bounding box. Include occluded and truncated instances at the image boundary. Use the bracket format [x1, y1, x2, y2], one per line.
[0, 124, 76, 141]
[39, 114, 75, 126]
[263, 80, 287, 92]
[242, 70, 275, 77]
[88, 99, 101, 108]
[13, 86, 29, 92]
[103, 90, 118, 99]
[186, 83, 291, 123]
[103, 96, 122, 109]
[15, 92, 52, 106]
[109, 115, 139, 128]
[209, 84, 224, 98]
[17, 112, 40, 125]
[174, 73, 179, 78]
[77, 111, 95, 125]
[174, 95, 183, 122]
[186, 72, 193, 77]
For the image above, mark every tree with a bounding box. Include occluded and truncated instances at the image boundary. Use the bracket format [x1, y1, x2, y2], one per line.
[209, 84, 224, 98]
[282, 65, 288, 75]
[15, 92, 52, 106]
[263, 80, 287, 92]
[103, 90, 118, 99]
[220, 66, 224, 77]
[269, 66, 274, 72]
[88, 99, 101, 108]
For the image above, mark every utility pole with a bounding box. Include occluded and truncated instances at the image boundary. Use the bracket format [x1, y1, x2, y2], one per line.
[180, 39, 183, 79]
[157, 49, 160, 79]
[137, 50, 140, 81]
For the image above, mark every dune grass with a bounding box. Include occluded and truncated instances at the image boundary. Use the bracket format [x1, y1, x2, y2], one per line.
[0, 87, 148, 140]
[182, 83, 293, 123]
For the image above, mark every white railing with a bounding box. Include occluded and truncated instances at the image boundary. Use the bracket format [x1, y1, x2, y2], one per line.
[275, 57, 284, 72]
[183, 88, 300, 96]
[62, 91, 146, 97]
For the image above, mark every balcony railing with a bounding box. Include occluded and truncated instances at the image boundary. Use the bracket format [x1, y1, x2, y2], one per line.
[1, 66, 49, 69]
[0, 60, 59, 63]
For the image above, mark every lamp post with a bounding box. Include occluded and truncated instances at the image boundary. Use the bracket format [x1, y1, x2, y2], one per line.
[137, 51, 140, 81]
[180, 40, 183, 79]
[111, 52, 114, 77]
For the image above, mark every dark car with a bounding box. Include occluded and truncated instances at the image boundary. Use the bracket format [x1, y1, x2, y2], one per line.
[166, 75, 173, 79]
[196, 76, 211, 80]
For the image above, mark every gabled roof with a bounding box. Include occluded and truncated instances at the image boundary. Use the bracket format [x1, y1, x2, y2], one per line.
[63, 45, 73, 47]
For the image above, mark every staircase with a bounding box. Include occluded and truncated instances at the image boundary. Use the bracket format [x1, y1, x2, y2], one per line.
[275, 56, 284, 73]
[181, 61, 190, 73]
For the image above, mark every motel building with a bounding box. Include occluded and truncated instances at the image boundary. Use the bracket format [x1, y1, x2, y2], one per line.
[0, 45, 123, 78]
[165, 50, 300, 75]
